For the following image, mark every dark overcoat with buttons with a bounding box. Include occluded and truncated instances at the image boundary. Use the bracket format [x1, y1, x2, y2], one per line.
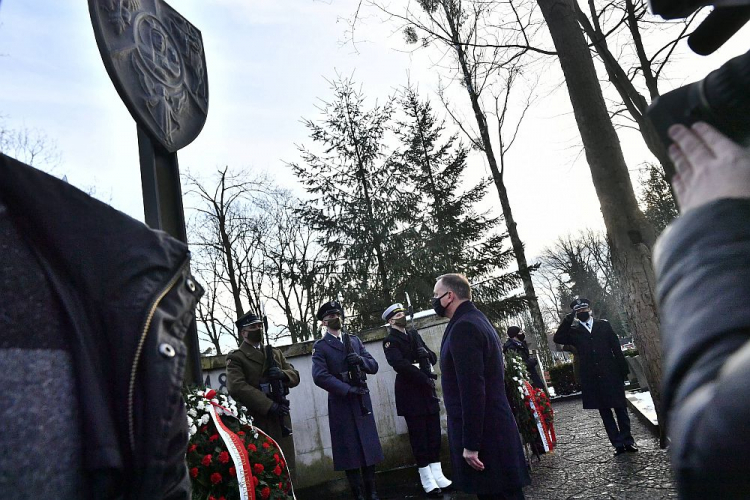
[383, 327, 440, 416]
[312, 332, 384, 470]
[553, 316, 629, 409]
[440, 301, 531, 494]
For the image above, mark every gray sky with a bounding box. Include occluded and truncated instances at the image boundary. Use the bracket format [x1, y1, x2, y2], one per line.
[1, 1, 747, 261]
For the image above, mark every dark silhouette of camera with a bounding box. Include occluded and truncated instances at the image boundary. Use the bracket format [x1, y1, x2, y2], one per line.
[646, 1, 750, 149]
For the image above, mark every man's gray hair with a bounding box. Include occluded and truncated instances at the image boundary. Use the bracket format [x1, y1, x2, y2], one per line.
[437, 273, 472, 300]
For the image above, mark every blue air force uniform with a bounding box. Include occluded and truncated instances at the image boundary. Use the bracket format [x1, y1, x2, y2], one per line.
[311, 303, 384, 471]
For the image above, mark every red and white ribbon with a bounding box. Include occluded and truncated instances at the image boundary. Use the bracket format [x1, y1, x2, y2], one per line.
[204, 390, 255, 500]
[522, 382, 556, 452]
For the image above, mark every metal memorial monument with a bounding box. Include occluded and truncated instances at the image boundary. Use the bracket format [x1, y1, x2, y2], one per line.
[89, 0, 208, 384]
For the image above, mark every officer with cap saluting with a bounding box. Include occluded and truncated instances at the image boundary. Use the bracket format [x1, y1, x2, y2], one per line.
[382, 302, 451, 497]
[312, 300, 384, 500]
[553, 298, 636, 455]
[226, 311, 300, 471]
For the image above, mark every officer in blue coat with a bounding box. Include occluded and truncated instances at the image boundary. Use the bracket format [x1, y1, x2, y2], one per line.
[312, 300, 384, 500]
[382, 302, 451, 497]
[435, 274, 530, 500]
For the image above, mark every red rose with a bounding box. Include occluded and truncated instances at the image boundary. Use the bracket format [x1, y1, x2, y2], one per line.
[280, 459, 286, 468]
[273, 465, 282, 476]
[229, 467, 236, 477]
[218, 451, 230, 464]
[205, 389, 217, 400]
[261, 486, 271, 499]
[190, 467, 199, 478]
[202, 454, 213, 467]
[247, 443, 257, 452]
[219, 497, 226, 500]
[188, 444, 197, 453]
[262, 442, 271, 449]
[209, 434, 220, 442]
[209, 497, 216, 500]
[274, 453, 280, 463]
[238, 431, 246, 436]
[201, 425, 208, 432]
[253, 463, 264, 474]
[210, 472, 222, 485]
[252, 476, 259, 487]
[278, 482, 283, 490]
[266, 437, 273, 444]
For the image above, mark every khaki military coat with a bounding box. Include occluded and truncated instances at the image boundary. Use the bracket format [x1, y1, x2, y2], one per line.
[226, 341, 300, 440]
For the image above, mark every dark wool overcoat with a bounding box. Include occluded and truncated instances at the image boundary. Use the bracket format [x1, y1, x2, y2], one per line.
[382, 326, 440, 416]
[553, 316, 629, 409]
[312, 332, 384, 470]
[440, 301, 531, 494]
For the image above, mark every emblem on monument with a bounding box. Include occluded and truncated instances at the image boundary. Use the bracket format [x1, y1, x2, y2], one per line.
[89, 0, 208, 152]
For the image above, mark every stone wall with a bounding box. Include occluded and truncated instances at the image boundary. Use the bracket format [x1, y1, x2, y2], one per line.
[201, 314, 450, 490]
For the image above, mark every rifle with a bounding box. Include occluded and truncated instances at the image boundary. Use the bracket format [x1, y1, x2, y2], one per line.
[342, 332, 372, 416]
[259, 303, 292, 437]
[406, 292, 439, 400]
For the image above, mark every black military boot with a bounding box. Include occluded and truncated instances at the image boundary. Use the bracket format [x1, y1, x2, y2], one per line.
[362, 465, 380, 500]
[345, 469, 366, 500]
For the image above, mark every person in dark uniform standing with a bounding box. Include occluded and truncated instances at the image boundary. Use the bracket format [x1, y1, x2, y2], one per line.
[226, 312, 300, 472]
[312, 301, 384, 500]
[503, 326, 545, 390]
[382, 303, 452, 497]
[553, 298, 636, 455]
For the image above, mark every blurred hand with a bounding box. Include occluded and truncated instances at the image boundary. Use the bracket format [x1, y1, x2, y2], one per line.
[266, 366, 286, 381]
[463, 449, 484, 471]
[268, 403, 290, 417]
[668, 122, 750, 213]
[348, 386, 369, 396]
[416, 346, 430, 359]
[346, 352, 364, 366]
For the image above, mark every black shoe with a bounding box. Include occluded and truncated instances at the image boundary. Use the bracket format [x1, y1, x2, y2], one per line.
[425, 487, 443, 498]
[625, 444, 639, 453]
[614, 446, 627, 456]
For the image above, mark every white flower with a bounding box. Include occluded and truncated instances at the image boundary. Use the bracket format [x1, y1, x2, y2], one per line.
[188, 408, 197, 417]
[189, 425, 197, 437]
[196, 401, 205, 411]
[201, 414, 210, 425]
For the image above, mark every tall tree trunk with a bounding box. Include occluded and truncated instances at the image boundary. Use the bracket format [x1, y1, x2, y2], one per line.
[537, 0, 664, 441]
[442, 1, 550, 361]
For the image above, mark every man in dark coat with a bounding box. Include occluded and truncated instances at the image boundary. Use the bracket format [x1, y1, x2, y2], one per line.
[553, 298, 635, 455]
[226, 312, 300, 475]
[434, 274, 530, 500]
[382, 302, 451, 497]
[312, 300, 384, 500]
[503, 326, 545, 389]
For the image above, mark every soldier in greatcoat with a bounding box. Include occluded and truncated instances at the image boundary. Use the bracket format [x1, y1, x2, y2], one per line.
[312, 300, 384, 500]
[553, 298, 636, 455]
[381, 302, 451, 497]
[226, 312, 300, 472]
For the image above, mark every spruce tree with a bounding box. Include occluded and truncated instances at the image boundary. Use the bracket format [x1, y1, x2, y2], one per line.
[290, 77, 412, 329]
[393, 87, 525, 322]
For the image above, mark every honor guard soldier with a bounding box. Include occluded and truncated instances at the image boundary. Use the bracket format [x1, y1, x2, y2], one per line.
[226, 312, 300, 474]
[312, 300, 384, 500]
[382, 303, 452, 497]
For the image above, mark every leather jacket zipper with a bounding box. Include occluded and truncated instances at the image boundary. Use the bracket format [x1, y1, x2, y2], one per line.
[128, 258, 190, 453]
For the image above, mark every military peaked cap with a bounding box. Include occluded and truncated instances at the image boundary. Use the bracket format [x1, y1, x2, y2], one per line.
[570, 298, 591, 311]
[236, 311, 263, 331]
[317, 300, 343, 321]
[382, 303, 406, 321]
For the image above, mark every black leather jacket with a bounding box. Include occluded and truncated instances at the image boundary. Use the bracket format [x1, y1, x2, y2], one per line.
[0, 154, 203, 499]
[654, 199, 750, 499]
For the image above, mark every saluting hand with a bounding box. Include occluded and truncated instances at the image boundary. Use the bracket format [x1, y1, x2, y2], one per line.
[463, 449, 484, 471]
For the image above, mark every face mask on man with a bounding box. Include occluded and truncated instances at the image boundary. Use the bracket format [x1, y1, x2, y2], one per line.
[245, 329, 263, 343]
[326, 317, 342, 331]
[517, 333, 526, 342]
[576, 311, 591, 322]
[431, 292, 450, 317]
[393, 316, 407, 328]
